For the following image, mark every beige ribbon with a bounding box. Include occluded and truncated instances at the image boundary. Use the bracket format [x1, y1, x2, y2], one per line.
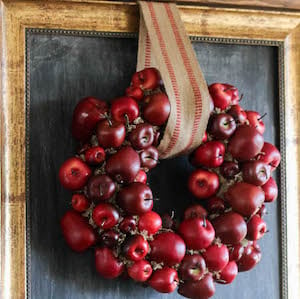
[137, 1, 211, 159]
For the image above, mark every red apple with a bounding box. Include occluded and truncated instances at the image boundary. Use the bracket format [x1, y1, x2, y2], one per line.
[61, 210, 96, 252]
[179, 254, 206, 281]
[246, 110, 265, 135]
[96, 119, 126, 148]
[111, 96, 139, 124]
[148, 267, 178, 293]
[184, 204, 208, 220]
[87, 174, 116, 201]
[228, 125, 264, 161]
[242, 161, 271, 186]
[261, 177, 278, 202]
[123, 235, 149, 261]
[71, 194, 90, 212]
[72, 97, 108, 141]
[117, 182, 153, 215]
[131, 67, 161, 90]
[84, 146, 105, 165]
[92, 203, 119, 229]
[129, 123, 154, 150]
[208, 83, 239, 109]
[134, 169, 147, 184]
[256, 142, 281, 171]
[217, 261, 238, 284]
[140, 146, 159, 169]
[209, 113, 236, 140]
[95, 247, 124, 279]
[227, 105, 247, 124]
[138, 211, 162, 235]
[143, 93, 171, 126]
[206, 196, 225, 214]
[105, 146, 140, 184]
[178, 218, 215, 250]
[237, 242, 261, 272]
[127, 260, 152, 282]
[225, 182, 265, 217]
[59, 157, 91, 190]
[246, 215, 267, 240]
[188, 169, 219, 199]
[202, 244, 229, 272]
[125, 86, 144, 101]
[212, 212, 247, 244]
[190, 141, 225, 168]
[149, 232, 186, 266]
[220, 161, 240, 179]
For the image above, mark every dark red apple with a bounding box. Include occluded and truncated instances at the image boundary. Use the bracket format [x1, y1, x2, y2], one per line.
[206, 196, 225, 213]
[111, 96, 139, 124]
[59, 157, 91, 190]
[99, 230, 119, 248]
[220, 161, 240, 179]
[71, 194, 90, 212]
[203, 244, 229, 272]
[238, 242, 261, 272]
[148, 267, 178, 293]
[126, 86, 144, 101]
[84, 146, 105, 165]
[212, 212, 247, 244]
[140, 146, 159, 169]
[190, 141, 225, 168]
[117, 182, 153, 215]
[105, 146, 140, 184]
[149, 232, 186, 266]
[178, 273, 215, 299]
[184, 204, 208, 220]
[96, 119, 126, 148]
[228, 244, 244, 261]
[129, 123, 154, 150]
[225, 182, 265, 217]
[143, 93, 171, 126]
[119, 216, 136, 234]
[95, 247, 124, 279]
[179, 254, 206, 281]
[188, 169, 219, 199]
[242, 161, 271, 186]
[228, 125, 264, 161]
[87, 174, 116, 201]
[178, 218, 215, 250]
[261, 177, 278, 202]
[72, 97, 108, 141]
[209, 113, 236, 140]
[61, 210, 96, 252]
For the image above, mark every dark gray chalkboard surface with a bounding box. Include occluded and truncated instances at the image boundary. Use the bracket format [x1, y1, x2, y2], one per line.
[27, 31, 281, 299]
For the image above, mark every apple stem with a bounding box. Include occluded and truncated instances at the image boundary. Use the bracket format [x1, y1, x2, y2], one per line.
[170, 210, 175, 219]
[144, 198, 159, 201]
[124, 114, 130, 128]
[238, 93, 244, 102]
[258, 112, 267, 121]
[224, 119, 236, 125]
[224, 87, 237, 92]
[146, 156, 160, 163]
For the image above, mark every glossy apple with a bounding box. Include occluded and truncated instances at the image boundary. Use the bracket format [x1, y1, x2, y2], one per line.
[143, 93, 171, 126]
[125, 86, 144, 101]
[212, 212, 247, 244]
[111, 96, 139, 124]
[123, 235, 149, 261]
[227, 105, 247, 124]
[59, 157, 91, 190]
[129, 123, 154, 150]
[179, 254, 206, 281]
[127, 260, 152, 282]
[238, 242, 261, 272]
[206, 196, 225, 214]
[61, 210, 96, 252]
[242, 161, 271, 186]
[217, 261, 238, 284]
[184, 204, 208, 220]
[188, 169, 219, 199]
[256, 142, 281, 171]
[261, 177, 278, 202]
[208, 83, 239, 109]
[149, 232, 186, 266]
[99, 230, 120, 248]
[84, 146, 105, 165]
[131, 67, 161, 90]
[202, 244, 229, 272]
[246, 110, 265, 135]
[148, 267, 178, 293]
[225, 182, 265, 217]
[220, 161, 240, 179]
[92, 203, 119, 229]
[71, 194, 90, 212]
[178, 218, 215, 250]
[72, 97, 108, 141]
[190, 141, 225, 168]
[209, 113, 236, 140]
[96, 119, 126, 148]
[87, 174, 116, 201]
[140, 146, 159, 169]
[228, 125, 264, 161]
[246, 215, 267, 240]
[134, 169, 147, 184]
[117, 182, 153, 215]
[105, 146, 140, 184]
[138, 211, 162, 235]
[95, 247, 124, 279]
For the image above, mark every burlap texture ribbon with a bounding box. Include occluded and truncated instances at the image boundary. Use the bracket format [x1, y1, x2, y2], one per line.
[137, 1, 211, 159]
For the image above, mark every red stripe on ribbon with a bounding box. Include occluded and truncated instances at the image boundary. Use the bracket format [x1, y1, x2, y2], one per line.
[164, 4, 203, 154]
[145, 33, 151, 68]
[147, 2, 181, 156]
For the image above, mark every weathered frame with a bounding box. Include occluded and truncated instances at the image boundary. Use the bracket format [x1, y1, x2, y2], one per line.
[1, 1, 300, 299]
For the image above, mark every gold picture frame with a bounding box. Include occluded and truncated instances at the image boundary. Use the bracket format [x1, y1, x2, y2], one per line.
[1, 1, 299, 299]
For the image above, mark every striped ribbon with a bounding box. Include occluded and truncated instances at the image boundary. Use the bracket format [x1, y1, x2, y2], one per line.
[137, 1, 211, 159]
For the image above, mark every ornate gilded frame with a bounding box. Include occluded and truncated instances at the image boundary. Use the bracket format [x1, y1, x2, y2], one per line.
[1, 1, 300, 299]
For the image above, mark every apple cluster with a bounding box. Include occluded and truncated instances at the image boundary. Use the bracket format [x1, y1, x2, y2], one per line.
[58, 69, 280, 299]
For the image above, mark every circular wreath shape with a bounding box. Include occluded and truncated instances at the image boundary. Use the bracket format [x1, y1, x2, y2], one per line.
[59, 67, 281, 299]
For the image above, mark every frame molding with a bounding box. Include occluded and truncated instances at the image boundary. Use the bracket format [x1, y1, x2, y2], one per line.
[1, 1, 300, 299]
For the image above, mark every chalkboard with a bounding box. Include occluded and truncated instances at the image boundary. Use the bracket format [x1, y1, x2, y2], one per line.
[26, 30, 281, 299]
